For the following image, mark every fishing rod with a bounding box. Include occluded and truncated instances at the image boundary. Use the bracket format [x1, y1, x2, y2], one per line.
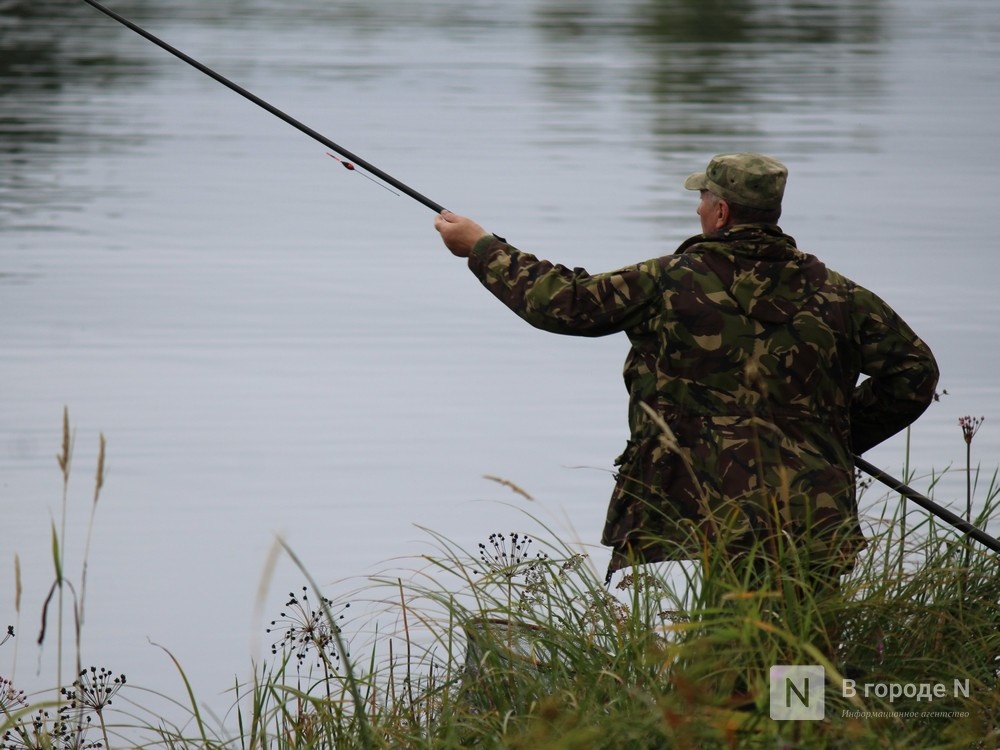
[855, 455, 1000, 555]
[80, 0, 447, 214]
[84, 4, 997, 558]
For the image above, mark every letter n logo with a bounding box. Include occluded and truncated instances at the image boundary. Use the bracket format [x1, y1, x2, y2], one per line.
[769, 665, 825, 720]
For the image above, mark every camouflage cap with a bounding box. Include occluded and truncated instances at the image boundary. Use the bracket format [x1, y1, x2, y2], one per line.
[684, 153, 788, 210]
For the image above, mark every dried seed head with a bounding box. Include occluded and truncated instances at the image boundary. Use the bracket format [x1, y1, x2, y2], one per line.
[267, 586, 350, 672]
[475, 532, 547, 579]
[60, 666, 126, 713]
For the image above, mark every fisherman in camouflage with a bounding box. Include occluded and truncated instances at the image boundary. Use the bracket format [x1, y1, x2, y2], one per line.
[435, 153, 939, 586]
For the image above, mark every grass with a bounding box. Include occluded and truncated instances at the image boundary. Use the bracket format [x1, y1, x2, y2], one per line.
[1, 412, 999, 749]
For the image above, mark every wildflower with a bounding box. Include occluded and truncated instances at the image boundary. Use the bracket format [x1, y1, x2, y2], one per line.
[475, 532, 547, 579]
[60, 667, 126, 713]
[1, 709, 52, 750]
[615, 571, 666, 594]
[0, 677, 26, 714]
[580, 592, 631, 629]
[0, 707, 101, 750]
[959, 415, 984, 444]
[267, 587, 349, 671]
[53, 668, 122, 750]
[558, 554, 587, 577]
[959, 416, 986, 525]
[659, 609, 691, 624]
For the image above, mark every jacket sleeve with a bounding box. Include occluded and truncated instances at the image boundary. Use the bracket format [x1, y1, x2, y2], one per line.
[467, 235, 663, 337]
[850, 288, 939, 454]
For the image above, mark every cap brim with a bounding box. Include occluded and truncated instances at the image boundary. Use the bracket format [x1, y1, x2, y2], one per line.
[684, 172, 709, 191]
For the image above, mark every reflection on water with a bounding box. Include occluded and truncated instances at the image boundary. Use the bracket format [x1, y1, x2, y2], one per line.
[2, 0, 888, 221]
[0, 0, 157, 219]
[535, 0, 886, 163]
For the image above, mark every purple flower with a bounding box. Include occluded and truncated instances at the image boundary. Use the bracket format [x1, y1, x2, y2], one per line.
[959, 416, 984, 445]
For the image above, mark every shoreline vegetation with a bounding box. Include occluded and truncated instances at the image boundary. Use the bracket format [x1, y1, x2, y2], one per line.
[2, 410, 998, 749]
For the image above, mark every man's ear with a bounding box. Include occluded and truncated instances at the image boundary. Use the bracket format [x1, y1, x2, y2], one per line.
[715, 198, 731, 229]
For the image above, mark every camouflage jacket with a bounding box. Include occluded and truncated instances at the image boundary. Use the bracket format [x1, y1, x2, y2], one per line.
[467, 225, 939, 571]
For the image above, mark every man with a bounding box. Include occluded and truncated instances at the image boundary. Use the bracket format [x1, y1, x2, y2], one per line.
[434, 153, 939, 586]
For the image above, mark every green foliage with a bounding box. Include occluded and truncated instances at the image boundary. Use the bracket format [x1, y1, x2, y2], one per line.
[3, 412, 999, 748]
[196, 503, 998, 750]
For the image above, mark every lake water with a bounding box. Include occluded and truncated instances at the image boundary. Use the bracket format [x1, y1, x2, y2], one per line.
[2, 0, 999, 722]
